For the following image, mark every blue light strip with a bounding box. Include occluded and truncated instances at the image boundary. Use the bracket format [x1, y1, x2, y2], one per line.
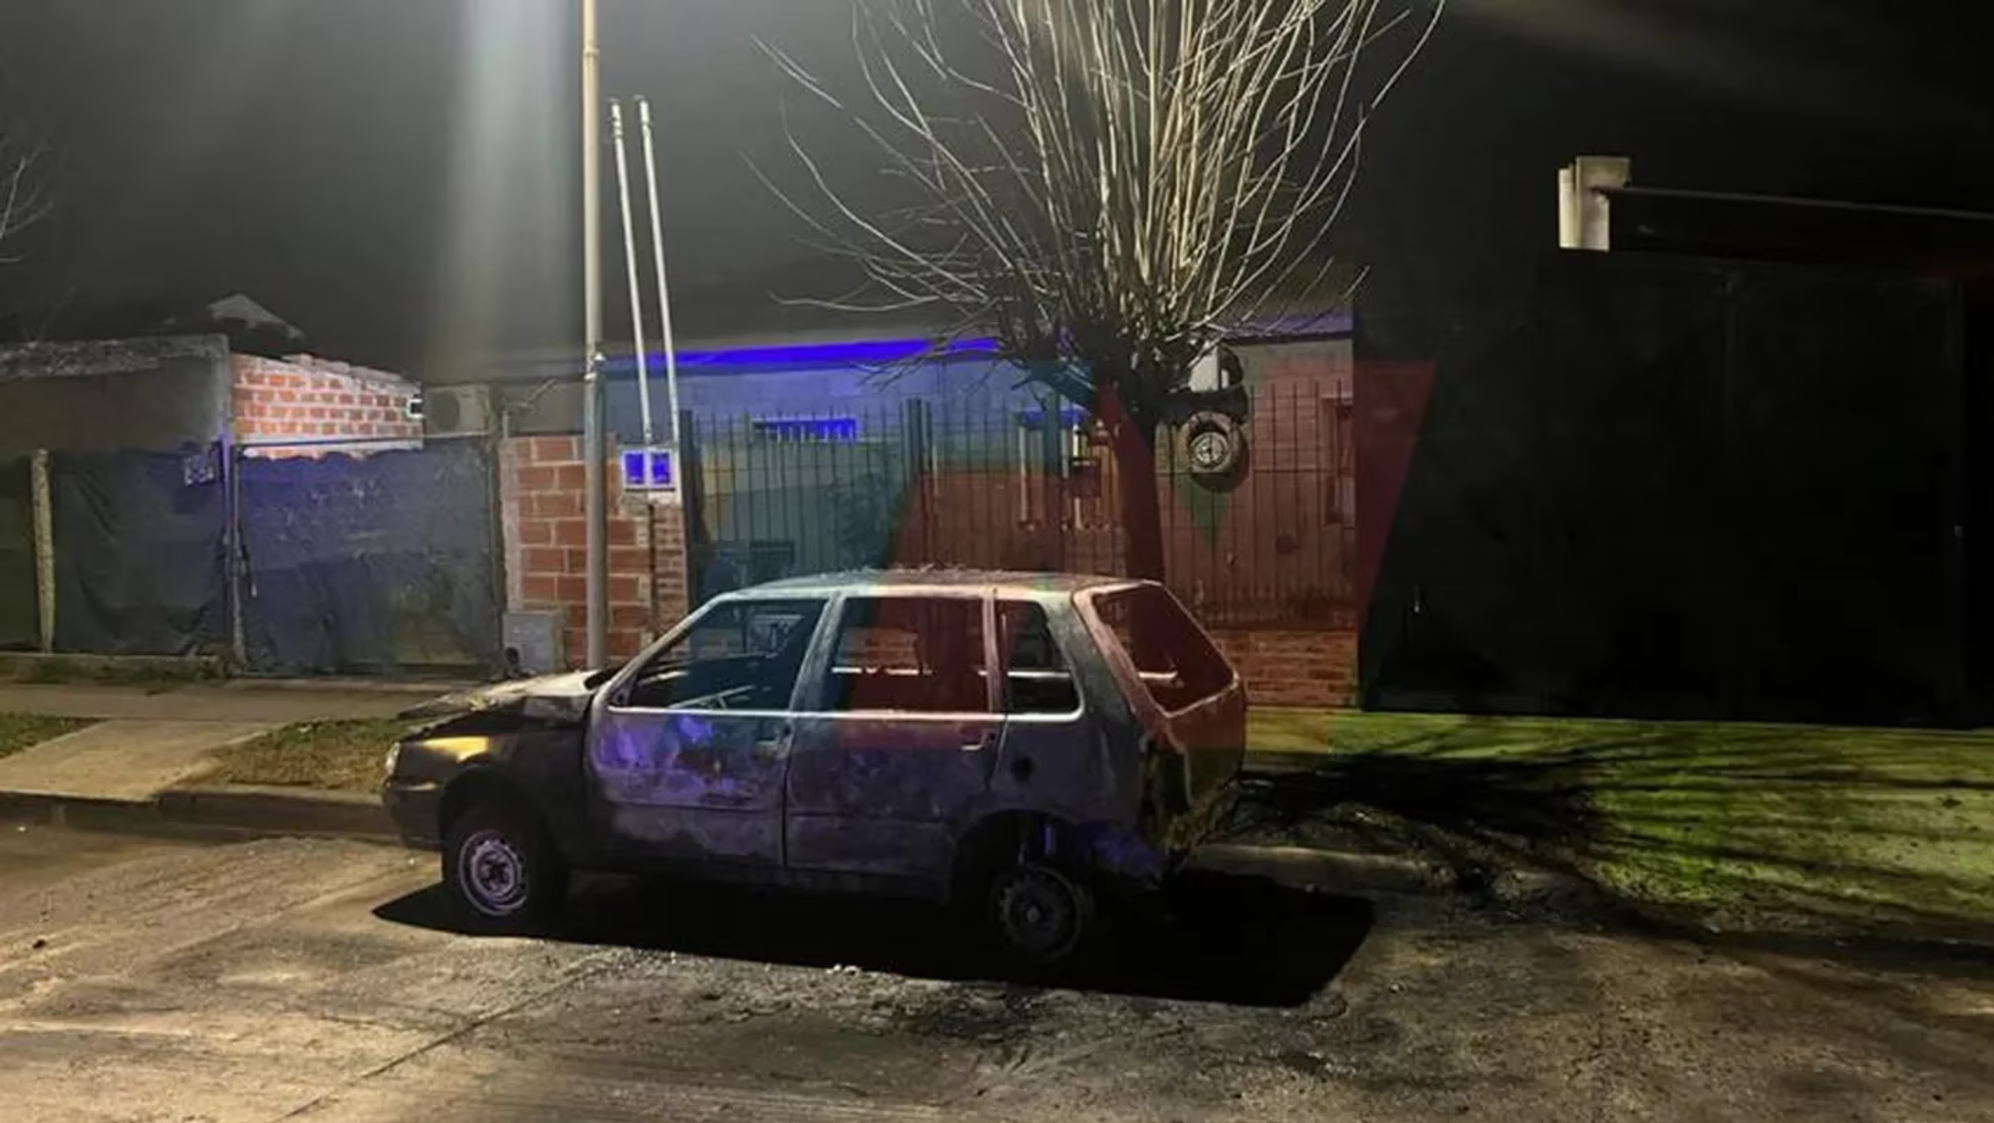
[600, 336, 999, 375]
[590, 310, 1350, 376]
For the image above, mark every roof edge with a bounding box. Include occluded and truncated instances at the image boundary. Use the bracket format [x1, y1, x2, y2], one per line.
[0, 333, 233, 381]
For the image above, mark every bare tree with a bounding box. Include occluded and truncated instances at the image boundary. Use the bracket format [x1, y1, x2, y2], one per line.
[0, 130, 49, 266]
[763, 0, 1442, 580]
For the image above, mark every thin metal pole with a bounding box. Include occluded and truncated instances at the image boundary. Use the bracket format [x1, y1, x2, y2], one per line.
[610, 100, 657, 471]
[582, 0, 608, 668]
[636, 97, 684, 449]
[30, 450, 53, 653]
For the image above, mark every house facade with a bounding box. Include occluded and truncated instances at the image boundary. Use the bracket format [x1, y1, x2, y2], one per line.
[467, 319, 1370, 706]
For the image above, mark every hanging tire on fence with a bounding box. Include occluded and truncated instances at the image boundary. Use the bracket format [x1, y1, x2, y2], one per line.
[1180, 409, 1248, 490]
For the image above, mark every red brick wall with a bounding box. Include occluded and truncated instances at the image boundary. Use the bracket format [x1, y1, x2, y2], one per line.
[232, 354, 422, 457]
[499, 435, 691, 668]
[1209, 627, 1356, 709]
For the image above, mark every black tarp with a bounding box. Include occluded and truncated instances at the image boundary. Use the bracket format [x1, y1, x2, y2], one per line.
[0, 457, 38, 650]
[239, 442, 500, 675]
[52, 447, 228, 656]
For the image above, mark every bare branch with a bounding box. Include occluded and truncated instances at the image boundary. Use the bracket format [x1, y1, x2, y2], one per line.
[767, 0, 1444, 417]
[0, 133, 53, 266]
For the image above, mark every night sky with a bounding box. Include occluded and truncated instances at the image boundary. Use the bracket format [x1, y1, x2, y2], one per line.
[0, 0, 1986, 374]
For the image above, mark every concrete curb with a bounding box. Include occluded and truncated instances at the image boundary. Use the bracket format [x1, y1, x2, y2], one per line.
[0, 782, 1575, 905]
[1188, 843, 1451, 895]
[156, 785, 399, 841]
[218, 678, 480, 698]
[0, 791, 175, 835]
[1191, 843, 1588, 901]
[0, 785, 399, 844]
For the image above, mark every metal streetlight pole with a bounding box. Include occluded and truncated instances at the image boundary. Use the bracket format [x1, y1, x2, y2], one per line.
[580, 0, 608, 668]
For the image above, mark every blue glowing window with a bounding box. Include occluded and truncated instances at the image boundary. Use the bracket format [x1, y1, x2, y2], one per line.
[621, 448, 675, 489]
[752, 417, 861, 444]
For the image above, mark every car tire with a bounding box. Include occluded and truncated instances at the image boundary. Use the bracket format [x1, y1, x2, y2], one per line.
[442, 800, 568, 934]
[986, 862, 1094, 967]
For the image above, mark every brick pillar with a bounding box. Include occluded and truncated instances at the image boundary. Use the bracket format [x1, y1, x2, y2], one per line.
[501, 435, 583, 665]
[500, 434, 697, 669]
[496, 436, 537, 613]
[649, 495, 691, 633]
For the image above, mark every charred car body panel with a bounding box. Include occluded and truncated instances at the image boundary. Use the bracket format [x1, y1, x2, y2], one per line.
[383, 570, 1245, 903]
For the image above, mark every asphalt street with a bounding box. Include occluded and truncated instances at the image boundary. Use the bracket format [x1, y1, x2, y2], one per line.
[1, 823, 1992, 1122]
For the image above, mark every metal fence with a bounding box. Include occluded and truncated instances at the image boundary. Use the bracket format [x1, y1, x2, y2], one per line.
[686, 378, 1357, 627]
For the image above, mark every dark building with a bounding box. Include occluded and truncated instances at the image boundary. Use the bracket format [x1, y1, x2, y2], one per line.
[1360, 180, 1993, 727]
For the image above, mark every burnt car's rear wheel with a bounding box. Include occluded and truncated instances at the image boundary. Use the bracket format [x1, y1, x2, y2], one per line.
[988, 863, 1093, 966]
[442, 801, 568, 933]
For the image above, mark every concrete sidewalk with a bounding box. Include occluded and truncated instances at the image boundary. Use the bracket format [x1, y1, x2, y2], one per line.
[0, 720, 272, 800]
[0, 679, 462, 813]
[0, 681, 458, 724]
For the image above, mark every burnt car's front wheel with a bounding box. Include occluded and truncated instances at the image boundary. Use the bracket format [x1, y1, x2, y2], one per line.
[988, 864, 1094, 966]
[442, 801, 568, 933]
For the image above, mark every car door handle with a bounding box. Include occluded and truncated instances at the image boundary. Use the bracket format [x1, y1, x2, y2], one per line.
[752, 725, 793, 761]
[960, 727, 996, 753]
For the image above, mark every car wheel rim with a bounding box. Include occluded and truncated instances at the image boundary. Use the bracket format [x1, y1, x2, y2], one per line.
[458, 830, 529, 917]
[996, 868, 1079, 960]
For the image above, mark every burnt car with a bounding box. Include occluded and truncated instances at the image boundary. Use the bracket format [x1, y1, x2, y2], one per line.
[383, 569, 1246, 963]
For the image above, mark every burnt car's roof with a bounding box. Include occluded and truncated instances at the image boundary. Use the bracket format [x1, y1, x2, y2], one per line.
[732, 568, 1142, 601]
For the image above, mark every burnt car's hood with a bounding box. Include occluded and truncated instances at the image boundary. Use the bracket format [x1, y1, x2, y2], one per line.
[399, 669, 610, 725]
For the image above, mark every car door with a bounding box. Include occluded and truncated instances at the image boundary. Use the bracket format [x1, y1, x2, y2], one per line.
[785, 590, 1003, 881]
[586, 596, 829, 869]
[988, 598, 1112, 819]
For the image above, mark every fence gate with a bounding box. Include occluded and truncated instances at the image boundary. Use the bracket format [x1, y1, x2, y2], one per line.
[687, 413, 914, 605]
[236, 440, 502, 675]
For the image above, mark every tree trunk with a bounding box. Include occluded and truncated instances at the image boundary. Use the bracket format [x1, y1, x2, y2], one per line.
[1097, 381, 1166, 583]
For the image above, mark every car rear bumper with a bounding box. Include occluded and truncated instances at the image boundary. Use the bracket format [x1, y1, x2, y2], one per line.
[381, 779, 444, 850]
